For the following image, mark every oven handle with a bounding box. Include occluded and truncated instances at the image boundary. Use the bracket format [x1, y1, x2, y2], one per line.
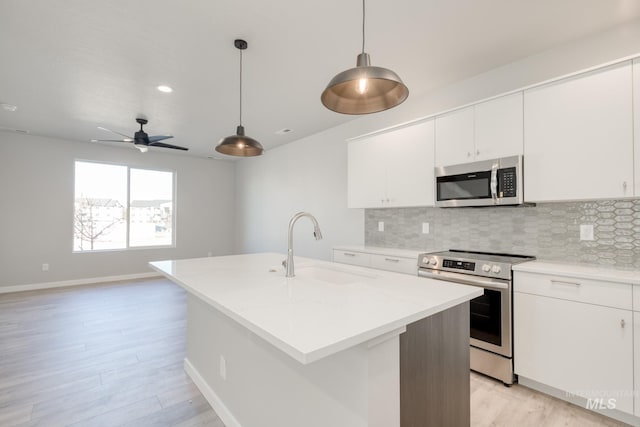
[418, 268, 509, 290]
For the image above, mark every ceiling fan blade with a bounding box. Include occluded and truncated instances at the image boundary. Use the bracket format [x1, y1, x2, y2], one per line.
[148, 135, 174, 143]
[97, 126, 134, 141]
[149, 142, 189, 151]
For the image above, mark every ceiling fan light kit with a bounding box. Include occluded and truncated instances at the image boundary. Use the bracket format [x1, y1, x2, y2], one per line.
[321, 0, 408, 115]
[215, 39, 264, 157]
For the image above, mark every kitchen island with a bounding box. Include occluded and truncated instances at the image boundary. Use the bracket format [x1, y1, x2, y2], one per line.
[151, 253, 482, 427]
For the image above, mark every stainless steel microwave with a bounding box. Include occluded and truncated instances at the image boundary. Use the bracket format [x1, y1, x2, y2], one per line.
[435, 155, 524, 207]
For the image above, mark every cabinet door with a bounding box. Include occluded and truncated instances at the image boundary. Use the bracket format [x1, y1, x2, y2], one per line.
[524, 62, 633, 202]
[633, 59, 640, 196]
[635, 310, 640, 416]
[514, 292, 634, 414]
[385, 120, 435, 207]
[474, 92, 523, 161]
[434, 106, 474, 167]
[347, 135, 387, 208]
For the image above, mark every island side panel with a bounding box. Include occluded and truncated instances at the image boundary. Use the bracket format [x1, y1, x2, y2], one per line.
[400, 302, 471, 427]
[185, 294, 378, 427]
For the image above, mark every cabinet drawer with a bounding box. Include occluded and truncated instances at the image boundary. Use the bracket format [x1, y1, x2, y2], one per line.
[370, 254, 417, 275]
[514, 271, 632, 310]
[332, 250, 371, 267]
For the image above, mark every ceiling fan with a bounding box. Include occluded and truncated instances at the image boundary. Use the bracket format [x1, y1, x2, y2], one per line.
[92, 118, 188, 152]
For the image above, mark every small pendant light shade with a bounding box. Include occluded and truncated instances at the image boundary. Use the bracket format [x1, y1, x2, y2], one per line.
[216, 125, 264, 157]
[321, 0, 408, 115]
[321, 52, 408, 115]
[215, 39, 264, 157]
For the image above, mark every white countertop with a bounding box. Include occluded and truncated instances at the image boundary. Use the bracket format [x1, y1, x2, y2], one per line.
[333, 245, 428, 259]
[513, 260, 640, 285]
[150, 253, 482, 364]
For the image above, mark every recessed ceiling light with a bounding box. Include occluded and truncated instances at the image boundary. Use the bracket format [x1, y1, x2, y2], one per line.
[157, 85, 173, 93]
[275, 128, 292, 135]
[0, 126, 29, 133]
[1, 103, 17, 112]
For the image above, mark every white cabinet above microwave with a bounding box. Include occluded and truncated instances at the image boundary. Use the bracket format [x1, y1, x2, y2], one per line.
[435, 92, 523, 167]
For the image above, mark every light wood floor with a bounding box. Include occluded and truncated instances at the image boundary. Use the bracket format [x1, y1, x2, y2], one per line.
[0, 278, 631, 427]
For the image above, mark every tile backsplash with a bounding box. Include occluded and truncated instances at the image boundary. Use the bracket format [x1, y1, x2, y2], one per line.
[365, 199, 640, 269]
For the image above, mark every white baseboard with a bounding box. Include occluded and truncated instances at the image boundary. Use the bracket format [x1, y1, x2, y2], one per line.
[0, 272, 162, 294]
[184, 358, 242, 427]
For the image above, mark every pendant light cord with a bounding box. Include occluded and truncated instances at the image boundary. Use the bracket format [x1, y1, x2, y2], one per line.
[239, 48, 243, 127]
[361, 0, 365, 54]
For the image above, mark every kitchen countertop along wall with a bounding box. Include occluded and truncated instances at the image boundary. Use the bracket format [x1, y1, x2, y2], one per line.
[365, 199, 640, 269]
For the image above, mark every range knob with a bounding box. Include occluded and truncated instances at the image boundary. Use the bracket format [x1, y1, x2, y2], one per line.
[422, 256, 430, 264]
[491, 265, 502, 274]
[482, 264, 491, 272]
[429, 258, 438, 266]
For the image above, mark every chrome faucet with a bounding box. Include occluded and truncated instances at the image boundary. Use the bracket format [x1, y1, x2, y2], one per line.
[284, 212, 323, 278]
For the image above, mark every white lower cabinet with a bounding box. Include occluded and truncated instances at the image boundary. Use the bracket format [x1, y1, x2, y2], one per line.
[514, 272, 634, 415]
[332, 248, 417, 275]
[634, 285, 640, 416]
[332, 249, 371, 267]
[369, 254, 417, 275]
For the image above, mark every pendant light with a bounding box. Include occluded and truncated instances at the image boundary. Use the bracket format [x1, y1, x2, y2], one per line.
[215, 39, 264, 157]
[321, 0, 409, 115]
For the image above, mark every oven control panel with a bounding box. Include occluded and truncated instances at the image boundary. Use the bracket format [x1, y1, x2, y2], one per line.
[442, 259, 475, 271]
[418, 252, 517, 280]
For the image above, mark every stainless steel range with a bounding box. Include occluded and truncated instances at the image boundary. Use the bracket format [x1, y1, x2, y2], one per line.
[417, 249, 535, 385]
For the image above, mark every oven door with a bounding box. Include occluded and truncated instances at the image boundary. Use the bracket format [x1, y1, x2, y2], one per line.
[418, 269, 512, 357]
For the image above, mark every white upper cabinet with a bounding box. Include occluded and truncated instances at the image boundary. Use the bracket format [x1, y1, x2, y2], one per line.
[633, 59, 640, 197]
[347, 120, 435, 208]
[435, 93, 523, 167]
[524, 62, 634, 202]
[348, 133, 387, 208]
[434, 106, 474, 167]
[474, 92, 523, 161]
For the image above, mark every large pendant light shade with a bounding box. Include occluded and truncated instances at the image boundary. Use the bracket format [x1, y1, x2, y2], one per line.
[321, 0, 408, 115]
[216, 39, 264, 157]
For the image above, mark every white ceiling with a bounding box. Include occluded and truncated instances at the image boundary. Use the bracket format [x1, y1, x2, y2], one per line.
[1, 0, 640, 158]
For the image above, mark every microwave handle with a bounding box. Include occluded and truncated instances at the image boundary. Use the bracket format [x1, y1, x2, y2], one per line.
[490, 163, 499, 203]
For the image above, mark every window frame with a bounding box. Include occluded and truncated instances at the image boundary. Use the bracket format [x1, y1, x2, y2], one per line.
[72, 159, 177, 253]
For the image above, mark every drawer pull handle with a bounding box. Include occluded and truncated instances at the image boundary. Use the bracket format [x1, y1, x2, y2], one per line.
[385, 258, 400, 263]
[550, 280, 581, 287]
[621, 319, 626, 329]
[343, 252, 356, 257]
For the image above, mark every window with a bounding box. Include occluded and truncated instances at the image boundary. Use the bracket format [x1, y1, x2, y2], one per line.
[74, 161, 174, 251]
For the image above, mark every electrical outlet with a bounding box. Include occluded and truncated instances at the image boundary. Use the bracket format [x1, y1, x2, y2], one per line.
[42, 263, 49, 272]
[422, 223, 430, 234]
[580, 224, 594, 241]
[219, 355, 227, 380]
[378, 221, 384, 232]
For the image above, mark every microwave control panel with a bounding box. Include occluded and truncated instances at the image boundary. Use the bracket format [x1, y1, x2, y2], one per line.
[498, 167, 517, 198]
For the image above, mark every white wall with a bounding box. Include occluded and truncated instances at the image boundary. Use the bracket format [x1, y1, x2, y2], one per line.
[234, 125, 365, 260]
[235, 19, 640, 258]
[0, 133, 236, 288]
